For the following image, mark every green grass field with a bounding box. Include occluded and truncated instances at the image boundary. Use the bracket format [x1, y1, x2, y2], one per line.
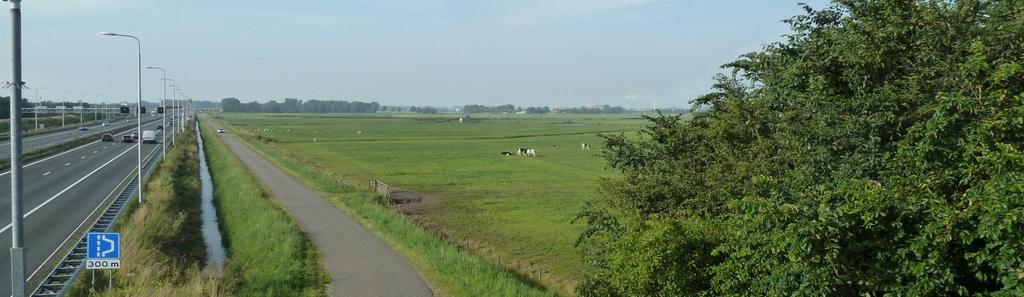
[200, 121, 327, 296]
[211, 113, 650, 294]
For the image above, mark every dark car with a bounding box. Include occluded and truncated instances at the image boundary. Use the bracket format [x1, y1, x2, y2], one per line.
[78, 126, 89, 131]
[156, 125, 163, 131]
[101, 134, 114, 142]
[121, 135, 135, 143]
[131, 133, 139, 140]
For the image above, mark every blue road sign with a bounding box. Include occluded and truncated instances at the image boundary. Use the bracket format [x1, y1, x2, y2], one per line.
[87, 232, 119, 259]
[86, 232, 121, 270]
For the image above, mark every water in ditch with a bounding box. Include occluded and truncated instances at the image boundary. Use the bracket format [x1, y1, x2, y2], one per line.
[197, 122, 227, 274]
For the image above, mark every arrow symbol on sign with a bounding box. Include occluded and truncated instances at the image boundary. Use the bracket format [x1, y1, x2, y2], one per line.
[100, 235, 116, 257]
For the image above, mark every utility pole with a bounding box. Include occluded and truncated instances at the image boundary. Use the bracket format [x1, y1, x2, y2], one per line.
[6, 1, 27, 296]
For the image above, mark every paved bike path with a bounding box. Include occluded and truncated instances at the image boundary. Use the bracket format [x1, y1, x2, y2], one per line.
[216, 130, 432, 297]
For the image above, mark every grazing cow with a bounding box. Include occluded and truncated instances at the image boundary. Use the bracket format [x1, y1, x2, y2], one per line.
[552, 144, 559, 149]
[581, 143, 591, 151]
[517, 147, 529, 156]
[500, 151, 514, 156]
[526, 148, 537, 157]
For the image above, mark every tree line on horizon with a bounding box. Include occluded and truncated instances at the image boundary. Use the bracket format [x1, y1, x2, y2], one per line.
[578, 0, 1024, 296]
[220, 97, 380, 113]
[462, 104, 628, 114]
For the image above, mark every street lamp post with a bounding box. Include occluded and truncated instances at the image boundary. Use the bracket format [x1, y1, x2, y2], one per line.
[144, 66, 167, 157]
[60, 90, 71, 127]
[7, 1, 27, 295]
[100, 31, 144, 205]
[166, 79, 176, 146]
[176, 87, 183, 133]
[33, 86, 46, 131]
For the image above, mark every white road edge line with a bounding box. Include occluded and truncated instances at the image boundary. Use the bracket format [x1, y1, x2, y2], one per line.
[0, 144, 137, 234]
[25, 145, 161, 286]
[42, 172, 50, 176]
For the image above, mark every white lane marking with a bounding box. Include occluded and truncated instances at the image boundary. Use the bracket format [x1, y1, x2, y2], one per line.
[0, 141, 99, 176]
[64, 163, 71, 166]
[80, 156, 86, 159]
[0, 144, 138, 234]
[0, 121, 161, 177]
[93, 150, 98, 154]
[26, 148, 157, 286]
[42, 172, 50, 176]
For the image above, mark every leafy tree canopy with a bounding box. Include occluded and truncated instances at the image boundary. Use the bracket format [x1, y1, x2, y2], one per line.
[578, 1, 1024, 296]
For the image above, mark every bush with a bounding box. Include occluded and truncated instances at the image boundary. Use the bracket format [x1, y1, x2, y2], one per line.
[577, 1, 1024, 296]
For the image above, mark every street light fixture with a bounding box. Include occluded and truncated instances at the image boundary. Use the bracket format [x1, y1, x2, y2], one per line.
[144, 66, 167, 158]
[100, 31, 144, 205]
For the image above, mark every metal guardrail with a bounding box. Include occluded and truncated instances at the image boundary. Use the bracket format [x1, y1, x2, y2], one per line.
[28, 144, 164, 297]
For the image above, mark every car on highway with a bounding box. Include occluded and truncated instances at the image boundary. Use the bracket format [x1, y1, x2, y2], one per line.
[121, 135, 135, 143]
[131, 133, 139, 140]
[101, 134, 114, 142]
[156, 125, 163, 131]
[77, 126, 89, 131]
[142, 130, 157, 144]
[101, 122, 109, 126]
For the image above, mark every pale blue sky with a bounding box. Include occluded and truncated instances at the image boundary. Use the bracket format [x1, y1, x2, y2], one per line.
[5, 0, 830, 108]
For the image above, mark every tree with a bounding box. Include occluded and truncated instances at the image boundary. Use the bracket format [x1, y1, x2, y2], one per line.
[220, 98, 241, 112]
[577, 1, 1024, 296]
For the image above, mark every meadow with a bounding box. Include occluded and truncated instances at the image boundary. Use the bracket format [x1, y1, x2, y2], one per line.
[211, 113, 650, 294]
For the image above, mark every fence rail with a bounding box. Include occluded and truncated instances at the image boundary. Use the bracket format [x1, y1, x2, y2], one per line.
[369, 179, 391, 199]
[369, 179, 421, 206]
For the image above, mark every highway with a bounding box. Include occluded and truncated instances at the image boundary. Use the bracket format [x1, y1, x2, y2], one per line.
[0, 120, 164, 296]
[0, 115, 163, 159]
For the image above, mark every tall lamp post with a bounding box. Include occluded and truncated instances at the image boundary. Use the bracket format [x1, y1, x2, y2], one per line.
[7, 1, 28, 295]
[175, 86, 183, 132]
[166, 79, 176, 145]
[144, 66, 167, 157]
[100, 31, 144, 204]
[33, 86, 46, 131]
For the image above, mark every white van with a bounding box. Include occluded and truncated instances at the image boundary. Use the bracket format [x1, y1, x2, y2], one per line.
[141, 130, 158, 144]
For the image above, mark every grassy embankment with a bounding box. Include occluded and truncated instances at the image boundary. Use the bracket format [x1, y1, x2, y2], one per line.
[200, 119, 326, 296]
[211, 113, 649, 296]
[68, 121, 325, 296]
[69, 122, 223, 296]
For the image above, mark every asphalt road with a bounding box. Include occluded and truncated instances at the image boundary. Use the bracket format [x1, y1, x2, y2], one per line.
[0, 115, 164, 159]
[0, 120, 164, 296]
[216, 124, 432, 297]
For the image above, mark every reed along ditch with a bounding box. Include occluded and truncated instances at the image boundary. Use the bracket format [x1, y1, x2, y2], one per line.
[197, 121, 227, 273]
